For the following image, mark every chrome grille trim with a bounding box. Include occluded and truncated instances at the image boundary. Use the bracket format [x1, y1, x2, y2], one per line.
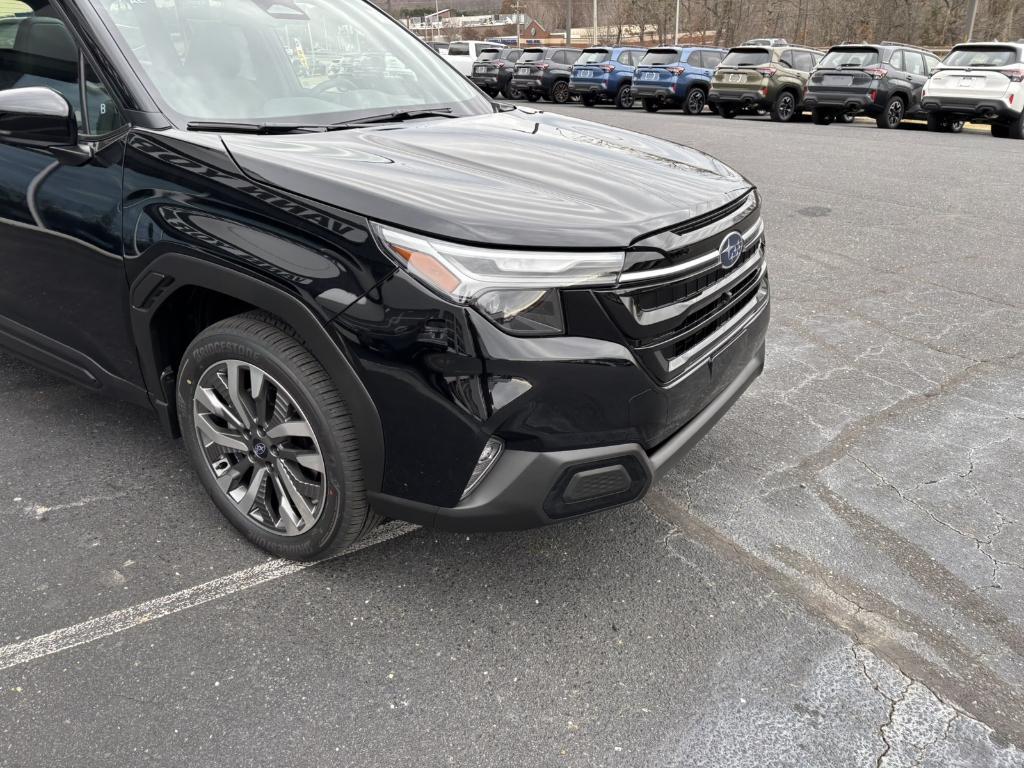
[620, 215, 764, 285]
[668, 191, 758, 246]
[659, 265, 769, 380]
[621, 245, 764, 326]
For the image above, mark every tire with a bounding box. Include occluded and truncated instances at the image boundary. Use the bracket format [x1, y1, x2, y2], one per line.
[525, 91, 541, 102]
[812, 108, 834, 125]
[581, 93, 597, 107]
[614, 83, 634, 109]
[549, 80, 570, 104]
[949, 120, 965, 133]
[502, 83, 523, 99]
[683, 87, 707, 115]
[177, 311, 377, 560]
[642, 97, 660, 113]
[928, 113, 966, 133]
[1008, 114, 1024, 139]
[717, 104, 736, 119]
[769, 90, 798, 122]
[876, 95, 905, 129]
[839, 112, 856, 123]
[926, 113, 943, 132]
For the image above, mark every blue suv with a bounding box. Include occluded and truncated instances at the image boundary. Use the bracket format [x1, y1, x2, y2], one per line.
[633, 46, 728, 114]
[569, 47, 648, 108]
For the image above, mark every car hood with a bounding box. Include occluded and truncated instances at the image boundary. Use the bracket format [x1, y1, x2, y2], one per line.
[221, 108, 752, 249]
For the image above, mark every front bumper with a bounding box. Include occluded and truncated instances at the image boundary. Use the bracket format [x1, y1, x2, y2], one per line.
[368, 299, 769, 531]
[921, 95, 1020, 122]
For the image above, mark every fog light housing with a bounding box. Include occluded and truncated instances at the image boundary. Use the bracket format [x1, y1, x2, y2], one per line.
[461, 437, 504, 500]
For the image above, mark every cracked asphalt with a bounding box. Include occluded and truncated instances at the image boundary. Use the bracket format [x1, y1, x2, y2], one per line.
[2, 107, 1023, 767]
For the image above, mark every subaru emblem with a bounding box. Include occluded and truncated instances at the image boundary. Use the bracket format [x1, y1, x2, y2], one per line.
[718, 232, 744, 269]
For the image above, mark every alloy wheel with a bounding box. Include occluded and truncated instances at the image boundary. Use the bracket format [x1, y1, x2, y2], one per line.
[777, 94, 795, 121]
[687, 89, 706, 114]
[887, 99, 904, 127]
[552, 81, 570, 103]
[193, 360, 326, 537]
[619, 85, 634, 109]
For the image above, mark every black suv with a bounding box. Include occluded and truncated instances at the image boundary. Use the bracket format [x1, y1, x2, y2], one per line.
[0, 0, 769, 559]
[511, 47, 582, 103]
[471, 47, 522, 98]
[804, 43, 944, 129]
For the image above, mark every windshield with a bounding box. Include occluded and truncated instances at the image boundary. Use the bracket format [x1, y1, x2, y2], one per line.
[577, 49, 611, 64]
[638, 49, 679, 66]
[721, 49, 771, 67]
[944, 46, 1020, 68]
[92, 0, 489, 125]
[819, 48, 880, 68]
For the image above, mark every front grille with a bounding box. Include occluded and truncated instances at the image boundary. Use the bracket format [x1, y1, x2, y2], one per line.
[597, 200, 767, 384]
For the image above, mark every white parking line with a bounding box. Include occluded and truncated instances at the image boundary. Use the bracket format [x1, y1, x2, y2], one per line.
[0, 522, 418, 672]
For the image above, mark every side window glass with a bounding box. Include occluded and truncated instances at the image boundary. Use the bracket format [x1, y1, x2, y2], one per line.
[704, 50, 723, 68]
[889, 50, 904, 70]
[687, 51, 702, 66]
[552, 50, 566, 64]
[925, 55, 941, 73]
[84, 61, 125, 135]
[904, 51, 925, 75]
[0, 3, 82, 123]
[779, 49, 796, 69]
[565, 49, 580, 64]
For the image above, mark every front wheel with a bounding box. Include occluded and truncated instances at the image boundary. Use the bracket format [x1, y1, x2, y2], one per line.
[769, 91, 798, 122]
[177, 312, 377, 560]
[683, 87, 707, 115]
[876, 96, 905, 129]
[614, 84, 634, 109]
[549, 80, 571, 104]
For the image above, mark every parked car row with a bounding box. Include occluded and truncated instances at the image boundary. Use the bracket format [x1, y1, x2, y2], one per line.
[465, 40, 1024, 139]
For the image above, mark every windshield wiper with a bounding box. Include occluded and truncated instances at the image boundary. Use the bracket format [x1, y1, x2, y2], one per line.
[326, 108, 457, 129]
[186, 121, 325, 134]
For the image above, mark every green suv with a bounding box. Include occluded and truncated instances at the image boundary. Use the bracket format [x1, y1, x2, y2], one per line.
[709, 45, 823, 121]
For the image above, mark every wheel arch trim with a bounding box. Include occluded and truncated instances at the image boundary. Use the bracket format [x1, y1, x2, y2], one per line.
[129, 252, 385, 492]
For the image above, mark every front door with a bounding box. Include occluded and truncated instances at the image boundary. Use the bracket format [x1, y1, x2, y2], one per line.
[0, 0, 141, 391]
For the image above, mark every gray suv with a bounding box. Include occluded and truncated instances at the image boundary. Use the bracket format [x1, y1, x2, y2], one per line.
[511, 47, 582, 103]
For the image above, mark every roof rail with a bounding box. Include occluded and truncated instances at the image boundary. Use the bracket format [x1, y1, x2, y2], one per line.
[879, 40, 934, 53]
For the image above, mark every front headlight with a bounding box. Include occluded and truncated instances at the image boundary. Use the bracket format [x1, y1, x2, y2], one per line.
[374, 224, 625, 336]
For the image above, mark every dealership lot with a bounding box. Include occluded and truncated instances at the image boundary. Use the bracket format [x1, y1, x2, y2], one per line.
[2, 107, 1023, 767]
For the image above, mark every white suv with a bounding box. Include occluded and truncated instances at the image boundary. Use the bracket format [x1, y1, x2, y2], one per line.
[922, 42, 1024, 138]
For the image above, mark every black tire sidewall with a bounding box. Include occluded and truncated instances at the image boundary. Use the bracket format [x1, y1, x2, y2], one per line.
[177, 326, 353, 560]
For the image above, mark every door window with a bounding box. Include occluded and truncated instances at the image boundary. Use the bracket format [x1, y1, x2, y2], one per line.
[702, 50, 724, 68]
[687, 50, 702, 66]
[888, 50, 904, 70]
[0, 1, 124, 136]
[903, 51, 925, 76]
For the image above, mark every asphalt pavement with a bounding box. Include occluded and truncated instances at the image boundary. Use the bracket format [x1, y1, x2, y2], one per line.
[2, 105, 1023, 767]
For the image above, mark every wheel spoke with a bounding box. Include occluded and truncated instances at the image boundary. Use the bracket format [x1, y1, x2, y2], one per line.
[196, 386, 245, 431]
[270, 473, 303, 533]
[215, 457, 252, 494]
[226, 361, 256, 429]
[231, 465, 268, 515]
[196, 413, 248, 452]
[266, 420, 314, 441]
[274, 461, 317, 527]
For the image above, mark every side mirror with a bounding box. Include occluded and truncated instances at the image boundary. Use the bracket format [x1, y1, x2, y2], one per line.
[0, 87, 91, 165]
